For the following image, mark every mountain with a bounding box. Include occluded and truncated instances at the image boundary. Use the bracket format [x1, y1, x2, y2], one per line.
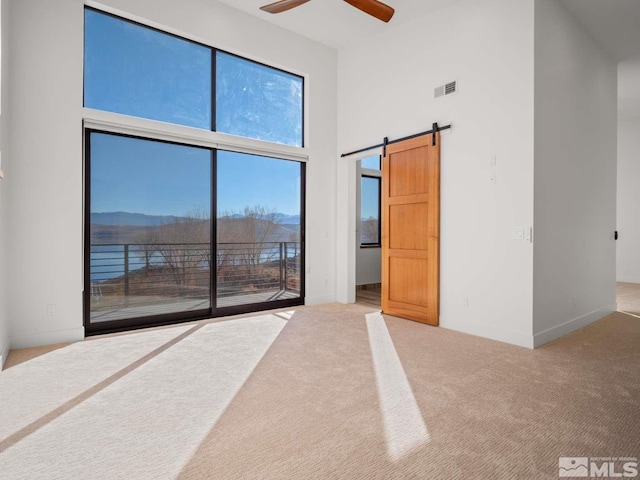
[92, 211, 301, 228]
[218, 213, 300, 225]
[273, 213, 301, 225]
[91, 212, 182, 227]
[91, 211, 301, 245]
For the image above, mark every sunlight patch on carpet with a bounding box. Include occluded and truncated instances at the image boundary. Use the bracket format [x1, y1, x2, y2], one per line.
[275, 310, 295, 320]
[366, 312, 430, 462]
[0, 324, 193, 443]
[0, 313, 289, 479]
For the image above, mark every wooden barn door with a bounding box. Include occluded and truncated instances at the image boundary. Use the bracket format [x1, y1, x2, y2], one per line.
[381, 132, 440, 325]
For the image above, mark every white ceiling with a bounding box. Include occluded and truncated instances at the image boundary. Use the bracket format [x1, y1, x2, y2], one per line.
[216, 0, 458, 49]
[220, 0, 640, 120]
[558, 0, 640, 121]
[618, 58, 640, 121]
[558, 0, 640, 62]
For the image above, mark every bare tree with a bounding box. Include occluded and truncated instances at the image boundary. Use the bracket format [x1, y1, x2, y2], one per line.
[188, 209, 211, 270]
[217, 206, 282, 291]
[132, 228, 160, 273]
[220, 206, 280, 267]
[361, 217, 380, 245]
[155, 209, 210, 288]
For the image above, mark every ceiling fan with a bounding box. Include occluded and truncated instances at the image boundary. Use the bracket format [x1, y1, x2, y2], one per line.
[260, 0, 395, 23]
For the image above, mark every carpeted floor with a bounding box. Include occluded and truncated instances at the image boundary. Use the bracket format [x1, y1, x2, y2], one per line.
[1, 304, 638, 479]
[617, 282, 640, 316]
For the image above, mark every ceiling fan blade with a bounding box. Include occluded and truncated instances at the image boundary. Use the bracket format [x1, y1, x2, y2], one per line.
[343, 0, 394, 22]
[260, 0, 311, 14]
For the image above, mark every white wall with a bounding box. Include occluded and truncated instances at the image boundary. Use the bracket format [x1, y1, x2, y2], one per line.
[7, 0, 337, 348]
[533, 0, 617, 346]
[338, 0, 536, 347]
[0, 0, 10, 367]
[356, 248, 381, 286]
[616, 118, 640, 284]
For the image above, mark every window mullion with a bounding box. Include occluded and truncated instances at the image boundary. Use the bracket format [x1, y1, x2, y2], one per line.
[211, 48, 217, 133]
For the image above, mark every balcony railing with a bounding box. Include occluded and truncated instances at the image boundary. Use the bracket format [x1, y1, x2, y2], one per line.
[89, 241, 301, 321]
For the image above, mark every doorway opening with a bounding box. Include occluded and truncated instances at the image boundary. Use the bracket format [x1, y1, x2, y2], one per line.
[355, 154, 382, 308]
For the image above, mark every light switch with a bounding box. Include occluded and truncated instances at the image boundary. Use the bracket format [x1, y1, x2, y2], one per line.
[489, 155, 497, 184]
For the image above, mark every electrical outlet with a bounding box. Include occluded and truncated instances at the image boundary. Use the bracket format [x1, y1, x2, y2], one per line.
[463, 297, 469, 308]
[47, 304, 56, 316]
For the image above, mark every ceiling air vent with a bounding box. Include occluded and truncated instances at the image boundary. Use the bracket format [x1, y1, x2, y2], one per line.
[434, 80, 457, 99]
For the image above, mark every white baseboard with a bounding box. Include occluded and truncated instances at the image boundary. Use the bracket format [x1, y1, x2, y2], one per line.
[616, 276, 640, 285]
[305, 294, 336, 306]
[10, 327, 84, 350]
[533, 305, 616, 348]
[1, 336, 10, 370]
[439, 316, 535, 349]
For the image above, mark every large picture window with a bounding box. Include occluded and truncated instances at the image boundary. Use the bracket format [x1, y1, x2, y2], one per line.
[83, 8, 305, 334]
[216, 52, 303, 147]
[84, 8, 303, 145]
[84, 8, 212, 129]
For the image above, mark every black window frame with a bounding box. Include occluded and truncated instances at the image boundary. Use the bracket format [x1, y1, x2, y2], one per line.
[84, 129, 306, 336]
[83, 6, 305, 148]
[82, 8, 307, 335]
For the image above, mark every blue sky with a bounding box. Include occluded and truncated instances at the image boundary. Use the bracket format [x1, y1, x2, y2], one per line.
[85, 9, 302, 219]
[361, 176, 380, 219]
[361, 155, 381, 219]
[91, 134, 301, 217]
[84, 9, 212, 130]
[90, 133, 211, 217]
[217, 151, 301, 216]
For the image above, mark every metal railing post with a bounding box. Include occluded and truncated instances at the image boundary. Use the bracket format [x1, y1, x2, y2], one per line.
[124, 244, 130, 306]
[284, 242, 289, 292]
[279, 242, 285, 291]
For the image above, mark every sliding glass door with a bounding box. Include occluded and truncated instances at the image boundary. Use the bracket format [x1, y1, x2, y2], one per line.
[86, 132, 212, 327]
[216, 151, 303, 310]
[85, 132, 304, 333]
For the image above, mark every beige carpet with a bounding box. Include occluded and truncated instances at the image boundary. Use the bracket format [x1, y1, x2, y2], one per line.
[617, 282, 640, 316]
[3, 342, 69, 369]
[1, 304, 638, 479]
